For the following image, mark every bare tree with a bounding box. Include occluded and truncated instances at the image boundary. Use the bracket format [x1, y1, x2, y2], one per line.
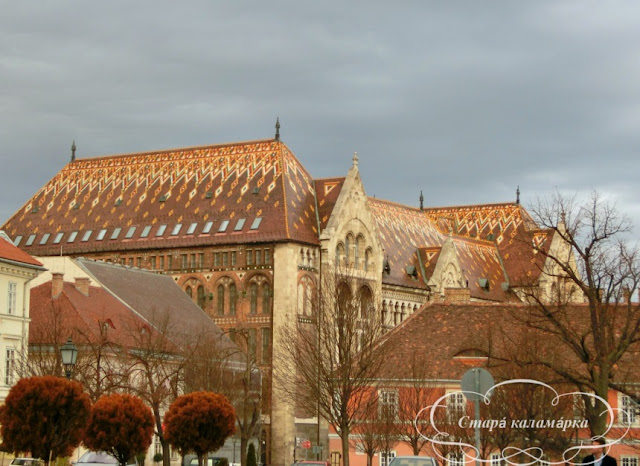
[518, 191, 640, 436]
[279, 266, 386, 466]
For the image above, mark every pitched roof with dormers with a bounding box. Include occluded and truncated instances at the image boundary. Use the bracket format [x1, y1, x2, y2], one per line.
[0, 235, 43, 268]
[2, 139, 320, 256]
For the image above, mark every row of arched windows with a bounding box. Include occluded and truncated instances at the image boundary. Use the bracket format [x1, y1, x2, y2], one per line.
[336, 233, 373, 271]
[185, 280, 271, 316]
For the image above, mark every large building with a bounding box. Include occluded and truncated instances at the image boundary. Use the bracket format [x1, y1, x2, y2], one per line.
[1, 127, 572, 466]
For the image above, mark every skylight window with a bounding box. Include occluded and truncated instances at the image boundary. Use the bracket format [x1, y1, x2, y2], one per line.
[218, 220, 230, 232]
[40, 233, 50, 245]
[186, 223, 198, 235]
[140, 226, 152, 238]
[68, 231, 78, 243]
[13, 236, 22, 246]
[234, 218, 246, 231]
[125, 226, 137, 239]
[156, 225, 167, 237]
[96, 229, 107, 241]
[171, 224, 182, 236]
[110, 227, 122, 240]
[25, 234, 36, 246]
[53, 232, 64, 244]
[250, 217, 262, 230]
[82, 230, 92, 242]
[203, 221, 213, 234]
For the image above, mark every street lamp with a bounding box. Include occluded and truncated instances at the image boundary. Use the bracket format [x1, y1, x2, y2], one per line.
[60, 338, 78, 379]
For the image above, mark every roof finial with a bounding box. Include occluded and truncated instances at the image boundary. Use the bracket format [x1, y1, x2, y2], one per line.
[516, 185, 520, 205]
[419, 190, 424, 211]
[71, 140, 76, 162]
[275, 117, 280, 141]
[561, 210, 566, 224]
[352, 151, 358, 168]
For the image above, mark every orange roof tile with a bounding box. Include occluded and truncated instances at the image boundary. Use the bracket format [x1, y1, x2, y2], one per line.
[0, 236, 43, 267]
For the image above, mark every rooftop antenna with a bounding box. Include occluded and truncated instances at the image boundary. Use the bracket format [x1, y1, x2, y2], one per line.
[516, 186, 520, 205]
[275, 117, 280, 141]
[420, 190, 424, 211]
[71, 140, 76, 162]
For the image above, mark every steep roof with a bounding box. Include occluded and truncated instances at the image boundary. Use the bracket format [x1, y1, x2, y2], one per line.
[0, 235, 43, 268]
[315, 177, 345, 232]
[2, 139, 320, 256]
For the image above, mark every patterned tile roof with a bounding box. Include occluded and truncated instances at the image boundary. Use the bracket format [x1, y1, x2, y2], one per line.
[315, 177, 345, 232]
[0, 235, 43, 268]
[2, 139, 320, 256]
[369, 199, 445, 288]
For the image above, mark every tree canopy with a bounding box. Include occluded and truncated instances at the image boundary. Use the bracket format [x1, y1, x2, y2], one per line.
[84, 393, 155, 466]
[0, 376, 91, 464]
[164, 391, 236, 466]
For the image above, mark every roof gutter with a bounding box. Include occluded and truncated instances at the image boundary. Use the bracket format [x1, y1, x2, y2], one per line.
[0, 257, 46, 271]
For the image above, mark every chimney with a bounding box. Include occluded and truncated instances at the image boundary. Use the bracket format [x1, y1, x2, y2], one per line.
[444, 287, 471, 303]
[75, 277, 90, 296]
[52, 272, 64, 298]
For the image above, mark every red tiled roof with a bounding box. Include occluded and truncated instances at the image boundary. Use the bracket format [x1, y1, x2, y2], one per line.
[2, 139, 320, 256]
[315, 178, 345, 232]
[0, 236, 43, 267]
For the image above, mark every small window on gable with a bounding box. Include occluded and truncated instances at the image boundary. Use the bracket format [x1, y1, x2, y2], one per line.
[125, 226, 137, 239]
[203, 221, 214, 234]
[250, 217, 262, 230]
[218, 220, 230, 232]
[82, 230, 92, 242]
[53, 233, 64, 244]
[140, 226, 152, 238]
[40, 233, 50, 245]
[25, 234, 36, 246]
[186, 223, 198, 235]
[156, 224, 167, 237]
[96, 229, 107, 241]
[67, 231, 78, 243]
[13, 236, 23, 246]
[171, 224, 182, 236]
[234, 218, 246, 231]
[110, 228, 122, 240]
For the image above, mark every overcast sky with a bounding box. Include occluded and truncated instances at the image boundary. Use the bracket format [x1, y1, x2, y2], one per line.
[2, 1, 640, 238]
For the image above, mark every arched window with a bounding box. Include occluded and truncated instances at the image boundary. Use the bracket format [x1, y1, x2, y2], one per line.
[337, 282, 352, 325]
[345, 235, 352, 266]
[229, 283, 237, 315]
[262, 283, 271, 314]
[336, 243, 345, 267]
[197, 286, 205, 309]
[382, 300, 387, 325]
[217, 284, 225, 315]
[359, 286, 373, 318]
[355, 235, 363, 270]
[400, 303, 406, 323]
[185, 286, 193, 299]
[250, 282, 258, 314]
[364, 248, 371, 272]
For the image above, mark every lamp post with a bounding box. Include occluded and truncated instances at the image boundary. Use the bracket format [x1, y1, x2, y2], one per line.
[60, 338, 78, 379]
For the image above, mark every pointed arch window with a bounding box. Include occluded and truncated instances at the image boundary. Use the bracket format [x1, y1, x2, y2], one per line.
[345, 235, 351, 266]
[197, 286, 205, 309]
[185, 286, 192, 299]
[217, 285, 225, 315]
[230, 283, 237, 315]
[262, 283, 271, 314]
[250, 282, 258, 314]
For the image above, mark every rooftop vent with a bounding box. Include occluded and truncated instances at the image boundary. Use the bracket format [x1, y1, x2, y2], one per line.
[115, 198, 122, 206]
[159, 194, 168, 202]
[252, 187, 260, 195]
[501, 282, 510, 292]
[205, 191, 213, 199]
[31, 206, 39, 214]
[478, 278, 489, 290]
[405, 265, 417, 278]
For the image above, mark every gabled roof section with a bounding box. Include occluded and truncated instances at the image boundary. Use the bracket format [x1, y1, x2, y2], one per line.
[0, 235, 43, 268]
[418, 247, 442, 280]
[369, 199, 444, 288]
[3, 139, 319, 256]
[314, 177, 345, 232]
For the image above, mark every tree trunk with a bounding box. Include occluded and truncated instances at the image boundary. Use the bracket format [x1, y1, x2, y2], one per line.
[241, 435, 248, 466]
[340, 425, 350, 466]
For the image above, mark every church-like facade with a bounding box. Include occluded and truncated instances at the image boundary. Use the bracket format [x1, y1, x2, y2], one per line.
[2, 127, 572, 466]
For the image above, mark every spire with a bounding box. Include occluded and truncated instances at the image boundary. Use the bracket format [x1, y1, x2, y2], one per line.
[352, 151, 358, 168]
[275, 117, 280, 141]
[516, 185, 520, 205]
[419, 190, 424, 211]
[71, 140, 76, 162]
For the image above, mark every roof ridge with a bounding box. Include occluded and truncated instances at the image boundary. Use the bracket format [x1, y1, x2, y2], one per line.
[424, 201, 518, 211]
[368, 197, 423, 212]
[314, 176, 346, 182]
[70, 138, 278, 163]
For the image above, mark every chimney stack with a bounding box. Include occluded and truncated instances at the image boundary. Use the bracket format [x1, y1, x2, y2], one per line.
[444, 287, 471, 303]
[52, 273, 64, 298]
[75, 277, 90, 296]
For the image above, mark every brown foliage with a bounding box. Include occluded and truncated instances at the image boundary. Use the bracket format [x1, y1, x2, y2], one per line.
[164, 391, 236, 464]
[0, 376, 91, 464]
[84, 394, 155, 466]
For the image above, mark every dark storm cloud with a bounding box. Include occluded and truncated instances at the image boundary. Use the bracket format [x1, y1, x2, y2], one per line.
[1, 1, 640, 235]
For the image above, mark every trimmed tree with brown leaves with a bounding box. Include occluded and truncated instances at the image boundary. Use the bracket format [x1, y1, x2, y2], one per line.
[84, 393, 155, 466]
[0, 376, 91, 465]
[164, 391, 236, 466]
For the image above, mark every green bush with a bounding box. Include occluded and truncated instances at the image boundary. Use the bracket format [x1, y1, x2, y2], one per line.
[153, 453, 164, 463]
[247, 443, 257, 466]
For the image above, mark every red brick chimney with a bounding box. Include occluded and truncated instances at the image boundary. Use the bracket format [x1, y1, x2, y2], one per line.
[52, 272, 64, 298]
[75, 277, 90, 297]
[444, 287, 471, 303]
